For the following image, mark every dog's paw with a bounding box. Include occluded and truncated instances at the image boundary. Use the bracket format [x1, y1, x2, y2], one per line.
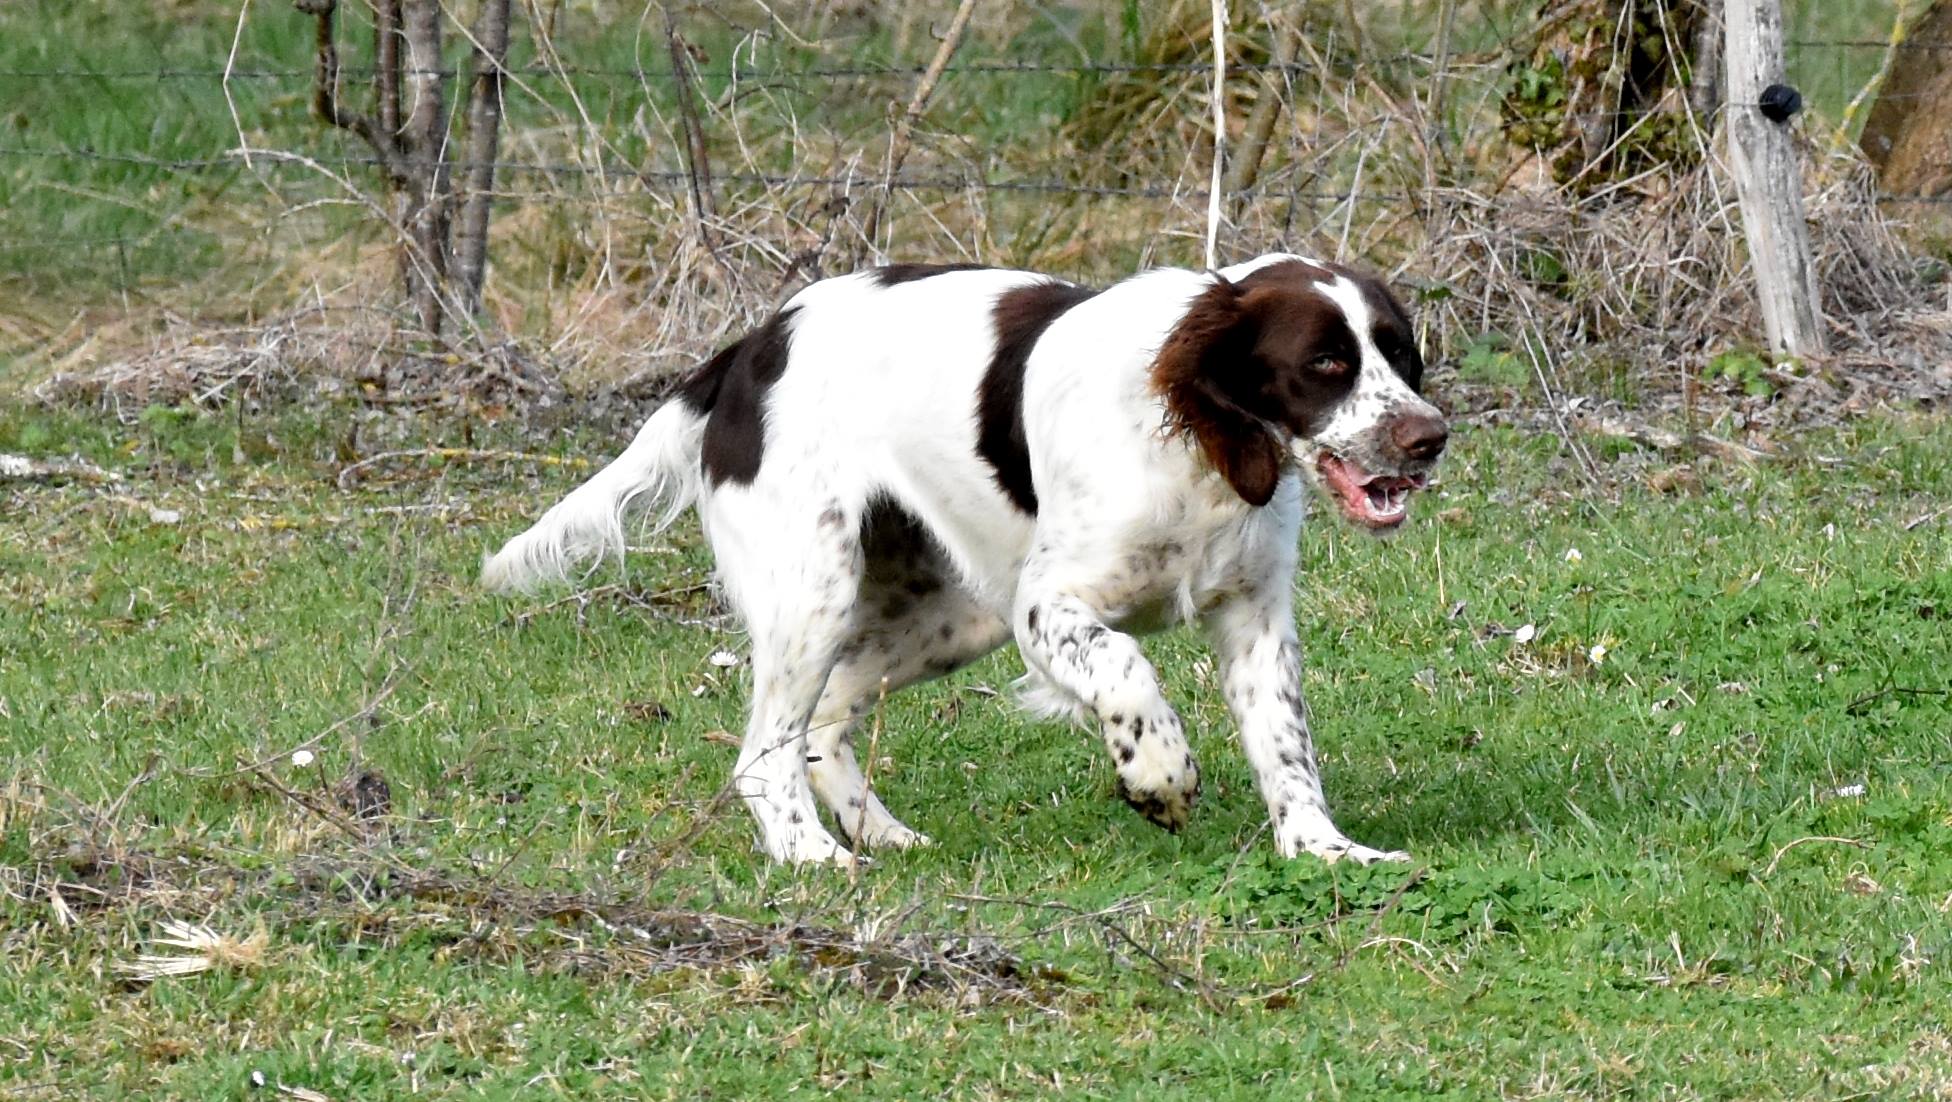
[765, 824, 859, 867]
[1275, 809, 1408, 865]
[838, 818, 933, 852]
[1109, 718, 1201, 831]
[1116, 762, 1201, 831]
[1306, 840, 1411, 865]
[867, 823, 933, 850]
[1282, 830, 1410, 866]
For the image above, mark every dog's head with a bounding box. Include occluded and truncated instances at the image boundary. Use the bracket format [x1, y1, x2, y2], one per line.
[1153, 256, 1447, 530]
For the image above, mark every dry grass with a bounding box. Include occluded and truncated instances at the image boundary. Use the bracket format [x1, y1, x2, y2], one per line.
[9, 2, 1948, 431]
[8, 845, 1036, 1000]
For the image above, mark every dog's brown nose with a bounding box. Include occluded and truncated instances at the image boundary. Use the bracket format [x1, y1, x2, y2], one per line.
[1391, 412, 1448, 461]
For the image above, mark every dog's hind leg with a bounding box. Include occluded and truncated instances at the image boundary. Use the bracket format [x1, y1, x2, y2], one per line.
[713, 493, 866, 866]
[806, 596, 1007, 850]
[803, 502, 1009, 850]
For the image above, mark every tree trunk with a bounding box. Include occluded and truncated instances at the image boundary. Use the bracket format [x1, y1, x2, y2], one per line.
[402, 0, 451, 334]
[1858, 0, 1952, 199]
[454, 0, 511, 316]
[1501, 0, 1711, 188]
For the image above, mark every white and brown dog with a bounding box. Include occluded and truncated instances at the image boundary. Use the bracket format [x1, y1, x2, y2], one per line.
[484, 254, 1447, 866]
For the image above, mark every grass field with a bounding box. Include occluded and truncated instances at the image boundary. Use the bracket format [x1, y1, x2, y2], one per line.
[0, 1, 1943, 1098]
[3, 405, 1950, 1098]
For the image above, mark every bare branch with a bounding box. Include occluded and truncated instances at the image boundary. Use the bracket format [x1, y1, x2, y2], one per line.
[293, 0, 409, 183]
[1224, 14, 1299, 196]
[859, 0, 979, 259]
[663, 3, 720, 258]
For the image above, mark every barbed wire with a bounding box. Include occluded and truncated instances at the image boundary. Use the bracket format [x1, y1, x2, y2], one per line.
[0, 56, 1450, 83]
[0, 141, 1347, 201]
[1, 165, 1945, 266]
[0, 38, 1940, 84]
[4, 30, 1948, 272]
[3, 129, 1945, 204]
[0, 82, 1899, 178]
[1789, 37, 1952, 50]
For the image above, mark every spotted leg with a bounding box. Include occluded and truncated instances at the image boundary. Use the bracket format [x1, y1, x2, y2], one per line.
[805, 594, 1008, 849]
[1015, 584, 1200, 830]
[1204, 585, 1407, 864]
[711, 495, 865, 866]
[801, 505, 1009, 848]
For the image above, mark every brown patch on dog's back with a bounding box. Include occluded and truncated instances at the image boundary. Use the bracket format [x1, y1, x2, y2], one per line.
[979, 280, 1097, 514]
[695, 306, 801, 487]
[870, 262, 993, 287]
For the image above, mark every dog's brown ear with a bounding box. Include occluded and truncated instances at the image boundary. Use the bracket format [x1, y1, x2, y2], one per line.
[1186, 380, 1284, 505]
[1152, 279, 1284, 506]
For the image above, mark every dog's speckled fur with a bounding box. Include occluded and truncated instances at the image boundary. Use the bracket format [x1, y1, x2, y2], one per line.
[483, 254, 1447, 866]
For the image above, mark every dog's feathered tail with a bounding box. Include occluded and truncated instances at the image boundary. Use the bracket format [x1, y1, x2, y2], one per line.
[479, 398, 709, 593]
[481, 339, 746, 593]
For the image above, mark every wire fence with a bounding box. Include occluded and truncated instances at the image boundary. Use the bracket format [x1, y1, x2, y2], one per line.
[2, 34, 1948, 249]
[2, 7, 1947, 405]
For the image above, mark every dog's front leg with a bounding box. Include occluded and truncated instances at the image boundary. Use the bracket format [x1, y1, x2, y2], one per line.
[1205, 588, 1408, 864]
[1015, 588, 1200, 830]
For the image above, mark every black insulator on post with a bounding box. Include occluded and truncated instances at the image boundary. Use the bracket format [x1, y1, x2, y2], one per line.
[1758, 83, 1803, 123]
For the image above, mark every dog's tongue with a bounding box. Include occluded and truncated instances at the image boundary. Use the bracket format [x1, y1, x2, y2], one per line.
[1363, 480, 1410, 521]
[1319, 455, 1417, 529]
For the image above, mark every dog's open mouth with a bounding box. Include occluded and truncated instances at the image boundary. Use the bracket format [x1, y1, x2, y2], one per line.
[1315, 452, 1427, 529]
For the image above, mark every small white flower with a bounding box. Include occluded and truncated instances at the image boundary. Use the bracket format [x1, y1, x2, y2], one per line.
[290, 749, 315, 768]
[708, 648, 740, 668]
[1563, 547, 1583, 563]
[1588, 643, 1607, 665]
[1514, 623, 1537, 645]
[1832, 783, 1866, 799]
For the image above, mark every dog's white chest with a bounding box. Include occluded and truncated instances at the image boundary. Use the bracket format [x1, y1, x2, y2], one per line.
[1066, 478, 1294, 635]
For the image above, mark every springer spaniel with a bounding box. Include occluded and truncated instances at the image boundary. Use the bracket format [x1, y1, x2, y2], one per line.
[483, 254, 1447, 866]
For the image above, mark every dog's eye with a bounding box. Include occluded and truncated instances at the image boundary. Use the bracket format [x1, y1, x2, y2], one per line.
[1310, 356, 1351, 376]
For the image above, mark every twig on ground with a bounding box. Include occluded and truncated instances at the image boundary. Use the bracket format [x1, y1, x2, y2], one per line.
[1576, 414, 1778, 463]
[245, 761, 390, 846]
[0, 454, 117, 485]
[950, 892, 1220, 1008]
[181, 667, 403, 780]
[1904, 505, 1952, 531]
[1333, 864, 1429, 973]
[1844, 684, 1950, 714]
[1761, 835, 1867, 876]
[336, 447, 591, 490]
[502, 581, 715, 627]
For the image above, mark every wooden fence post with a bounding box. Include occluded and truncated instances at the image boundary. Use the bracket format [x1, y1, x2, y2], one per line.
[1725, 0, 1826, 359]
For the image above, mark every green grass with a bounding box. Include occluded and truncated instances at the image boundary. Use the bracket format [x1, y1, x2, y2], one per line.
[3, 404, 1950, 1098]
